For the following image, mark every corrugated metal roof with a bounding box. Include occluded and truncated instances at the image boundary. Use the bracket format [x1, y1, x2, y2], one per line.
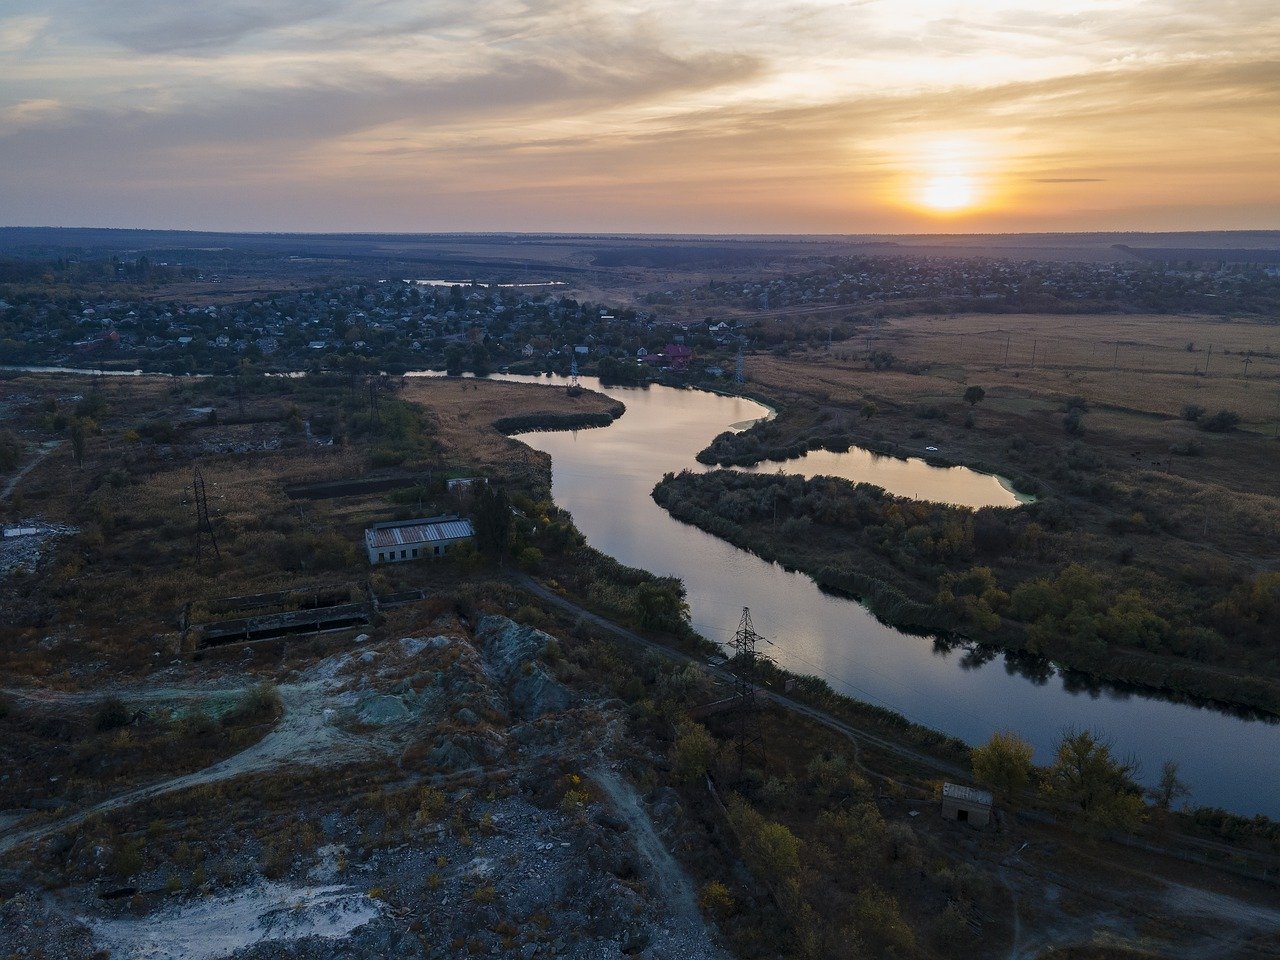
[367, 518, 474, 549]
[942, 782, 993, 806]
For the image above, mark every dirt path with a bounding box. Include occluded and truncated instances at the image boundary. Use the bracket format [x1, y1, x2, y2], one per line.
[1, 683, 252, 707]
[591, 765, 728, 960]
[0, 682, 374, 858]
[1, 439, 61, 500]
[516, 573, 968, 780]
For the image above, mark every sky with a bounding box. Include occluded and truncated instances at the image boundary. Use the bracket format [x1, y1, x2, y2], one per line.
[2, 1, 1278, 234]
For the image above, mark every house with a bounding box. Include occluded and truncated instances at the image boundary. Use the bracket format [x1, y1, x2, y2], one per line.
[522, 343, 536, 357]
[365, 515, 474, 565]
[664, 343, 694, 369]
[940, 782, 993, 827]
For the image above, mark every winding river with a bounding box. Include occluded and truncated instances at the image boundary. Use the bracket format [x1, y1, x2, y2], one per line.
[491, 374, 1279, 817]
[9, 365, 1278, 815]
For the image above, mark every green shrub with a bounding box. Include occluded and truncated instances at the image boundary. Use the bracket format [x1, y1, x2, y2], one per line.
[93, 697, 131, 732]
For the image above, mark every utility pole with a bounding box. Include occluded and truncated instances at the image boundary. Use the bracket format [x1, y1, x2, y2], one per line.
[1030, 339, 1037, 368]
[1242, 357, 1253, 378]
[1205, 344, 1213, 376]
[729, 606, 773, 776]
[735, 339, 746, 385]
[192, 464, 220, 564]
[1113, 341, 1119, 370]
[1004, 334, 1011, 366]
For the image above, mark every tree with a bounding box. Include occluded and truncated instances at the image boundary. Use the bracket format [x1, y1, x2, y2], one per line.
[860, 401, 877, 420]
[963, 385, 986, 406]
[471, 483, 511, 556]
[69, 417, 88, 466]
[971, 730, 1034, 806]
[1148, 760, 1190, 811]
[1042, 728, 1144, 832]
[634, 578, 689, 633]
[672, 721, 715, 784]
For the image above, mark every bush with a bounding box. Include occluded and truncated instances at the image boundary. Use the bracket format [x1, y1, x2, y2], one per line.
[698, 881, 735, 920]
[94, 697, 131, 732]
[225, 683, 282, 725]
[1198, 409, 1240, 433]
[0, 429, 22, 471]
[672, 722, 715, 784]
[1181, 403, 1205, 422]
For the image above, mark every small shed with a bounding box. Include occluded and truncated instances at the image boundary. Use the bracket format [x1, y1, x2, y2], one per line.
[941, 782, 993, 827]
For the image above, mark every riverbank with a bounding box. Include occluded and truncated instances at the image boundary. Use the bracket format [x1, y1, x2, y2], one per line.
[653, 468, 1280, 717]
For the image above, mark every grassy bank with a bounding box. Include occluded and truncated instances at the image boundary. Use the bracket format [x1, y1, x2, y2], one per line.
[652, 469, 1280, 716]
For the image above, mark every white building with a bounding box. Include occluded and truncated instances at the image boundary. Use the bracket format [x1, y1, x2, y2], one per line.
[940, 782, 993, 827]
[365, 515, 474, 564]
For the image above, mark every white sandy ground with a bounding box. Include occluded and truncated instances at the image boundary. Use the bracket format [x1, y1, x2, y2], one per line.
[88, 882, 381, 960]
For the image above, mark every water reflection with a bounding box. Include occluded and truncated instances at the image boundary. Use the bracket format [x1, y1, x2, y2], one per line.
[735, 446, 1026, 509]
[495, 373, 1280, 817]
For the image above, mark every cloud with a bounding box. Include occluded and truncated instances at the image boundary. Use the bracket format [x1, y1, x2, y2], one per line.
[0, 14, 48, 52]
[0, 1, 1277, 231]
[91, 1, 344, 54]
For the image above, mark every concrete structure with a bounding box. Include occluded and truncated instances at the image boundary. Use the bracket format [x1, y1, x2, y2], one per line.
[365, 515, 474, 565]
[940, 782, 993, 827]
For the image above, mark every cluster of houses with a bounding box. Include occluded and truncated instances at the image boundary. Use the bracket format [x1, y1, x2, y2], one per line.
[2, 277, 742, 376]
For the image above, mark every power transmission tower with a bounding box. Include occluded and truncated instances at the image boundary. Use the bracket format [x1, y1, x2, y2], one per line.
[735, 340, 746, 385]
[192, 465, 220, 563]
[729, 606, 773, 775]
[368, 377, 382, 426]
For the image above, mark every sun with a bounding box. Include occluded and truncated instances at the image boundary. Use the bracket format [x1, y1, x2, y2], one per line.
[918, 173, 977, 213]
[891, 136, 996, 216]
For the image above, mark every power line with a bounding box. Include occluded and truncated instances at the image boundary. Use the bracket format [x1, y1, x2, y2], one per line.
[192, 464, 219, 564]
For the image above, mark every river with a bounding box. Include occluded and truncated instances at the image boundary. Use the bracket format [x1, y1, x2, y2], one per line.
[11, 365, 1279, 815]
[490, 373, 1279, 817]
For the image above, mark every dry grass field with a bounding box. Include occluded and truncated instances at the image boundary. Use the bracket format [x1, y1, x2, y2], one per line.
[0, 372, 620, 683]
[831, 312, 1280, 426]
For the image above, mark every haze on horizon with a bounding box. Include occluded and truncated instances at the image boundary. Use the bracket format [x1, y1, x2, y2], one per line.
[2, 1, 1278, 235]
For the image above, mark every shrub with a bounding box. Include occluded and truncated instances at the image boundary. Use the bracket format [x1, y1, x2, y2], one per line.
[698, 881, 735, 920]
[93, 697, 131, 732]
[224, 683, 282, 725]
[0, 429, 22, 471]
[672, 722, 715, 785]
[1198, 409, 1240, 433]
[1181, 403, 1205, 422]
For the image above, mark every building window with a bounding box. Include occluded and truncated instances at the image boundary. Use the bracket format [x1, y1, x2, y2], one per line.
[412, 549, 418, 558]
[378, 552, 385, 562]
[400, 550, 407, 559]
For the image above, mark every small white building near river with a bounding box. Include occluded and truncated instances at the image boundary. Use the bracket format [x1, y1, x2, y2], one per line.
[365, 515, 474, 565]
[940, 782, 993, 827]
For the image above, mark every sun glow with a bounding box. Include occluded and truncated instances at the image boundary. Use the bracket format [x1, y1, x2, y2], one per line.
[896, 136, 996, 216]
[918, 173, 977, 212]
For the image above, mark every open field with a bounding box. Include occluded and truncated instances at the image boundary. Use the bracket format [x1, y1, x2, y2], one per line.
[2, 366, 1278, 959]
[0, 371, 621, 682]
[834, 312, 1280, 427]
[668, 310, 1280, 712]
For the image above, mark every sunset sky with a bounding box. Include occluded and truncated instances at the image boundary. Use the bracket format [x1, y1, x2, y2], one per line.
[2, 1, 1278, 233]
